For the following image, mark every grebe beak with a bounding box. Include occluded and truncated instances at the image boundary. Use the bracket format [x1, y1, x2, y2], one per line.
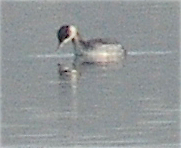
[56, 42, 60, 51]
[56, 42, 64, 51]
[57, 42, 60, 49]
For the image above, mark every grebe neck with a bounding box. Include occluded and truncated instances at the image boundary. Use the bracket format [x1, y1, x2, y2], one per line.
[72, 32, 87, 55]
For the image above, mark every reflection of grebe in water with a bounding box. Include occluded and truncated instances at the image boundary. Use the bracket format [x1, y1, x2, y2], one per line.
[57, 63, 72, 76]
[57, 25, 126, 61]
[57, 63, 79, 78]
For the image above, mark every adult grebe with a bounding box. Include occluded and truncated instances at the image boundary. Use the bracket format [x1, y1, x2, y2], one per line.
[57, 25, 126, 61]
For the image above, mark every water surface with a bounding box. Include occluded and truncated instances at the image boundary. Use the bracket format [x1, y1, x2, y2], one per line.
[1, 1, 180, 148]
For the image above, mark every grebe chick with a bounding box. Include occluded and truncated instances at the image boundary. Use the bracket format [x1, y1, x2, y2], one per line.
[57, 25, 126, 58]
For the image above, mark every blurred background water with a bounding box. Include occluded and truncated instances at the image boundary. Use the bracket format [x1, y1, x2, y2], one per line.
[1, 1, 180, 148]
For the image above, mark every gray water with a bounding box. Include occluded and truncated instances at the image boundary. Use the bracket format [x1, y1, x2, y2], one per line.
[1, 1, 180, 148]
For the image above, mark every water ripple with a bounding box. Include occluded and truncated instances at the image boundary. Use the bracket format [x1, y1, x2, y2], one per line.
[128, 51, 172, 56]
[28, 51, 173, 59]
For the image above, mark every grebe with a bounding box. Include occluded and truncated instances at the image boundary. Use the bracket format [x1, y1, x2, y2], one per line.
[57, 25, 126, 61]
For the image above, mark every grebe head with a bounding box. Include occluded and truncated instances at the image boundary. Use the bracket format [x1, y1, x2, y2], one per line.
[57, 25, 77, 49]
